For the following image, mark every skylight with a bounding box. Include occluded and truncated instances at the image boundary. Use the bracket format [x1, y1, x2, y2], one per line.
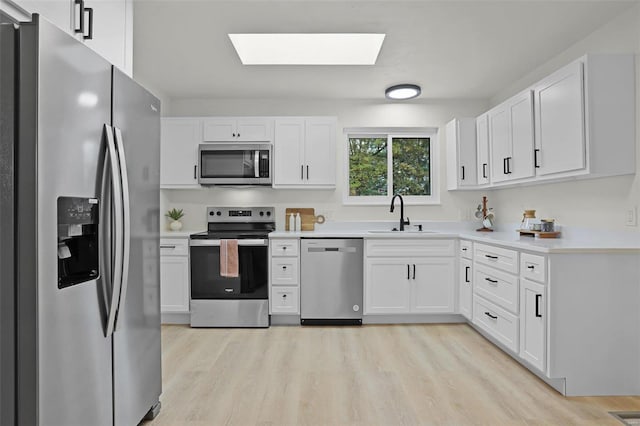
[228, 33, 385, 65]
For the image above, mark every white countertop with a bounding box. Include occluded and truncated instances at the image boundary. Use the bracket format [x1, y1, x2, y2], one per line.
[269, 221, 640, 254]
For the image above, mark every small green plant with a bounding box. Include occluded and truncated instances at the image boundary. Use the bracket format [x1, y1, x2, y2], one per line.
[165, 208, 184, 221]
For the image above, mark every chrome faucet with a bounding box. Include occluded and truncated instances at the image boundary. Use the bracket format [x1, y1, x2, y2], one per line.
[390, 194, 410, 231]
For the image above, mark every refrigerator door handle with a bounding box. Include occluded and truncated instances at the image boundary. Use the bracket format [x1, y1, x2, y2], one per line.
[113, 127, 131, 331]
[104, 124, 124, 337]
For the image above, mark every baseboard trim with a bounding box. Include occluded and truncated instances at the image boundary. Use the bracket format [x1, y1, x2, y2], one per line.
[161, 312, 190, 325]
[270, 315, 301, 325]
[363, 314, 466, 324]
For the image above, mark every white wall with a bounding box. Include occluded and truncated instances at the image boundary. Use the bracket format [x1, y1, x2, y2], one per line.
[488, 5, 640, 231]
[161, 99, 488, 231]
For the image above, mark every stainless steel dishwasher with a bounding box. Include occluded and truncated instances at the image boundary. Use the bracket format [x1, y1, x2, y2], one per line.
[300, 239, 363, 325]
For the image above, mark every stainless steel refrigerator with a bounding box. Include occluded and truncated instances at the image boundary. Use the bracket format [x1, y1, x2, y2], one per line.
[0, 14, 162, 426]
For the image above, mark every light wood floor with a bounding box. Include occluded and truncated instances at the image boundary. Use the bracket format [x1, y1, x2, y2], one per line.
[144, 323, 640, 426]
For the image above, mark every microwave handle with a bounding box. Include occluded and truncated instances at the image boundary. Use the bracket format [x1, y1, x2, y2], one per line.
[254, 150, 259, 178]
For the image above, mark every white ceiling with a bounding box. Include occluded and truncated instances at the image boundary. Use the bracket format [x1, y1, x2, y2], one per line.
[132, 0, 636, 101]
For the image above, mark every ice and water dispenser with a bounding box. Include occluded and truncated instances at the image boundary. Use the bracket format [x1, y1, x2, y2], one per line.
[57, 197, 100, 289]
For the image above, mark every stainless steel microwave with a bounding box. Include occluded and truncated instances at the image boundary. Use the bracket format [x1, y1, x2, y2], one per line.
[198, 143, 272, 185]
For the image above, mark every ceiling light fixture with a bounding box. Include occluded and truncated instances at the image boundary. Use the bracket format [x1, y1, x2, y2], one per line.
[228, 33, 385, 65]
[385, 84, 421, 100]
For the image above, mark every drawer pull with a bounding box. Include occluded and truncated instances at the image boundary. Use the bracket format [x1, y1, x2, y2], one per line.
[484, 312, 498, 320]
[527, 265, 535, 270]
[485, 254, 498, 260]
[282, 294, 287, 298]
[485, 277, 498, 284]
[282, 266, 287, 270]
[407, 264, 410, 280]
[160, 245, 176, 249]
[462, 247, 468, 252]
[282, 246, 288, 251]
[535, 294, 542, 317]
[465, 266, 470, 283]
[412, 264, 416, 280]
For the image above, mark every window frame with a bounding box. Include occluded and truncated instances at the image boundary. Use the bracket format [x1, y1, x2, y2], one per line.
[343, 129, 440, 206]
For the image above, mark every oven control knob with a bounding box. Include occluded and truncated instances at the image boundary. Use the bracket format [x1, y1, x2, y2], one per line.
[259, 211, 264, 216]
[216, 211, 222, 216]
[266, 211, 271, 216]
[209, 211, 214, 216]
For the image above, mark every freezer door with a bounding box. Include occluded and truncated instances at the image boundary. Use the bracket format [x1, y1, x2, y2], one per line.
[16, 16, 114, 425]
[112, 67, 162, 425]
[0, 22, 16, 426]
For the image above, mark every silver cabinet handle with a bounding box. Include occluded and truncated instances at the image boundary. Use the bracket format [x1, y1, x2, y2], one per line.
[113, 127, 131, 332]
[104, 124, 123, 338]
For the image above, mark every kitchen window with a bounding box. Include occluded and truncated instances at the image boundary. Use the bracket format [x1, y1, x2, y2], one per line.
[344, 128, 439, 205]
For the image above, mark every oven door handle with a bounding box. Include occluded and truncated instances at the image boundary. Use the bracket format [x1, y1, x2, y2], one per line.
[189, 239, 269, 247]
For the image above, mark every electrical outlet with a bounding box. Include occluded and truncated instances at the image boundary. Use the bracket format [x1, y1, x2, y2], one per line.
[625, 206, 637, 227]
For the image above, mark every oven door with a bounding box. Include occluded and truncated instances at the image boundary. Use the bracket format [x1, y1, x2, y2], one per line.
[190, 239, 269, 299]
[198, 143, 272, 185]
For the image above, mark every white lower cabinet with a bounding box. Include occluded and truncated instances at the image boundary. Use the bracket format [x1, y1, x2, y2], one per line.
[159, 238, 190, 313]
[269, 239, 300, 315]
[271, 286, 299, 314]
[411, 258, 455, 313]
[459, 258, 472, 320]
[519, 279, 546, 372]
[473, 295, 519, 353]
[364, 239, 455, 315]
[365, 259, 412, 314]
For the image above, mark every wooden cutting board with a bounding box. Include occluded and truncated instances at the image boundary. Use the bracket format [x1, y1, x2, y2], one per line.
[285, 208, 315, 231]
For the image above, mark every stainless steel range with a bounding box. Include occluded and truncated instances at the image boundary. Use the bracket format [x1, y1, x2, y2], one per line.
[189, 207, 275, 327]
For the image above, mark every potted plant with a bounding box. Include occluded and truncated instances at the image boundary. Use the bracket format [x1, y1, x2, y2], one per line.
[166, 208, 185, 231]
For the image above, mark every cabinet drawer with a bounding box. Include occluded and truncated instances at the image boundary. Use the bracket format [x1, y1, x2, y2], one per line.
[271, 286, 299, 314]
[520, 253, 546, 283]
[473, 295, 519, 353]
[271, 258, 299, 286]
[366, 239, 455, 257]
[271, 239, 299, 257]
[460, 240, 473, 259]
[475, 265, 519, 314]
[160, 238, 189, 256]
[474, 243, 518, 274]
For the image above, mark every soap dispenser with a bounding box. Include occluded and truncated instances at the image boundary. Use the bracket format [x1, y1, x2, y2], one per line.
[288, 213, 295, 231]
[295, 212, 301, 232]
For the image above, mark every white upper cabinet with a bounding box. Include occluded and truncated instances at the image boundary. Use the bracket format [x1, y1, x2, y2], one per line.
[446, 118, 477, 190]
[160, 118, 201, 188]
[533, 61, 585, 176]
[10, 0, 132, 75]
[489, 90, 534, 183]
[83, 0, 131, 74]
[476, 113, 490, 185]
[273, 117, 336, 188]
[202, 117, 273, 142]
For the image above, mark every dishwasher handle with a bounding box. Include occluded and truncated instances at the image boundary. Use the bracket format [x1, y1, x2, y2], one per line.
[307, 247, 358, 253]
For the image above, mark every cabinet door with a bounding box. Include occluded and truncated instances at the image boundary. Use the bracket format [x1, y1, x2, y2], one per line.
[83, 0, 128, 74]
[509, 90, 535, 181]
[411, 257, 455, 313]
[304, 118, 336, 186]
[160, 119, 201, 187]
[365, 259, 411, 314]
[446, 118, 477, 190]
[459, 258, 472, 320]
[236, 118, 273, 142]
[535, 61, 585, 176]
[488, 104, 511, 183]
[273, 118, 305, 186]
[476, 114, 490, 185]
[520, 279, 546, 373]
[202, 118, 236, 141]
[160, 256, 190, 313]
